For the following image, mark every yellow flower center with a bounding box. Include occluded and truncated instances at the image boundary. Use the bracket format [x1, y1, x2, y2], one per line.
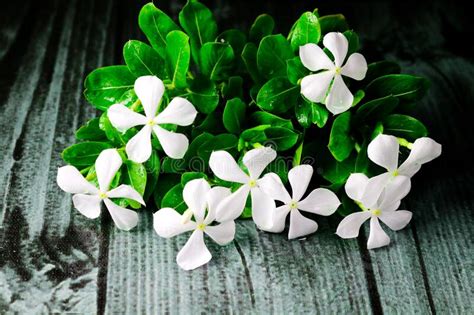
[197, 223, 206, 231]
[371, 209, 381, 216]
[248, 179, 257, 188]
[335, 67, 342, 75]
[392, 169, 399, 177]
[289, 200, 298, 210]
[99, 191, 107, 199]
[146, 119, 156, 126]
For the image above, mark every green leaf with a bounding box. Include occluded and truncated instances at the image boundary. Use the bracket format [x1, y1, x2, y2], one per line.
[343, 30, 359, 56]
[75, 118, 107, 141]
[165, 30, 190, 89]
[256, 76, 299, 113]
[144, 151, 160, 201]
[352, 90, 365, 107]
[240, 125, 269, 148]
[355, 95, 399, 122]
[241, 43, 263, 83]
[250, 112, 294, 129]
[123, 40, 166, 78]
[197, 133, 238, 162]
[192, 111, 225, 137]
[138, 3, 179, 57]
[382, 114, 428, 141]
[221, 76, 243, 100]
[184, 132, 214, 164]
[295, 98, 328, 128]
[355, 140, 369, 173]
[123, 160, 147, 209]
[363, 61, 401, 85]
[153, 174, 180, 208]
[161, 183, 187, 213]
[265, 127, 299, 151]
[267, 157, 289, 183]
[181, 172, 208, 187]
[249, 14, 274, 44]
[289, 12, 321, 51]
[200, 42, 234, 81]
[319, 14, 349, 34]
[287, 57, 309, 85]
[188, 75, 219, 114]
[217, 29, 247, 56]
[319, 150, 356, 185]
[257, 34, 293, 79]
[84, 66, 135, 111]
[179, 0, 217, 65]
[366, 74, 430, 103]
[223, 98, 246, 134]
[99, 112, 134, 146]
[328, 112, 354, 162]
[62, 142, 113, 168]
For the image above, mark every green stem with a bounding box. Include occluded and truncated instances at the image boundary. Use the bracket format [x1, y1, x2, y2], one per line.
[397, 137, 413, 149]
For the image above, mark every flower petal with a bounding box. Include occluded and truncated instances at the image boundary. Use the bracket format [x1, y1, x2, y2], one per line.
[398, 137, 442, 177]
[153, 207, 196, 238]
[323, 32, 348, 67]
[266, 205, 291, 233]
[341, 53, 367, 80]
[298, 188, 340, 216]
[57, 165, 98, 194]
[209, 151, 248, 184]
[300, 71, 334, 103]
[379, 210, 412, 231]
[299, 43, 334, 72]
[325, 75, 353, 115]
[95, 149, 123, 192]
[367, 217, 390, 249]
[134, 75, 164, 119]
[176, 230, 212, 271]
[205, 186, 231, 224]
[72, 194, 101, 219]
[345, 173, 369, 202]
[250, 187, 275, 231]
[288, 209, 319, 239]
[125, 125, 152, 163]
[154, 97, 197, 126]
[216, 185, 250, 222]
[243, 147, 277, 179]
[205, 220, 235, 245]
[288, 164, 313, 201]
[183, 178, 211, 222]
[379, 175, 411, 210]
[367, 134, 399, 172]
[103, 198, 138, 231]
[258, 173, 291, 204]
[360, 172, 392, 209]
[107, 104, 147, 132]
[336, 211, 371, 239]
[107, 184, 145, 205]
[153, 126, 189, 159]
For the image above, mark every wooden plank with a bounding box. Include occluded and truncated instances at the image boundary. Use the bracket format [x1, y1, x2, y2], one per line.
[0, 2, 30, 61]
[0, 0, 115, 312]
[105, 214, 373, 313]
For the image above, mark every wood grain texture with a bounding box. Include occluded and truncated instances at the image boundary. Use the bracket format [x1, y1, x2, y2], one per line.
[0, 0, 114, 312]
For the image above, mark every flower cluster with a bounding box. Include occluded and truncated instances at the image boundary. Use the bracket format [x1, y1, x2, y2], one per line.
[57, 0, 442, 270]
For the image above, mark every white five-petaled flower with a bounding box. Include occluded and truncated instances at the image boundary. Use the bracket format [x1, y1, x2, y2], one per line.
[57, 149, 144, 231]
[108, 75, 198, 163]
[336, 173, 412, 249]
[361, 134, 442, 207]
[209, 147, 277, 230]
[153, 179, 235, 270]
[259, 165, 341, 238]
[299, 32, 368, 115]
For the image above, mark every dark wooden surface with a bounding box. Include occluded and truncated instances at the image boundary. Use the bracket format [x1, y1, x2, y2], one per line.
[0, 0, 472, 313]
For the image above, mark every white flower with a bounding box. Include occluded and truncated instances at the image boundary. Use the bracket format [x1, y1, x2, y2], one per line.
[108, 76, 198, 163]
[362, 134, 442, 207]
[259, 165, 341, 238]
[336, 173, 413, 249]
[209, 147, 277, 230]
[153, 179, 235, 270]
[57, 149, 144, 231]
[299, 32, 368, 115]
